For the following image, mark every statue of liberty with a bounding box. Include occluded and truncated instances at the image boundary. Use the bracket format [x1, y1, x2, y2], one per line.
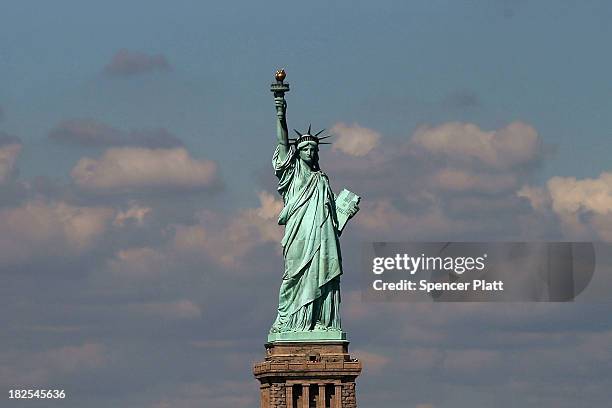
[268, 70, 360, 342]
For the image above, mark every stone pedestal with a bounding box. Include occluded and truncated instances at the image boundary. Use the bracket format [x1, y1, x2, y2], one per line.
[253, 341, 361, 408]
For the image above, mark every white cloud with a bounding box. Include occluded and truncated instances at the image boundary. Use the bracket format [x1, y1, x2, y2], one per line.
[547, 173, 612, 215]
[519, 172, 612, 240]
[355, 199, 467, 239]
[113, 203, 152, 227]
[71, 147, 217, 192]
[432, 167, 518, 192]
[0, 200, 113, 265]
[411, 121, 540, 168]
[173, 191, 283, 268]
[331, 122, 381, 156]
[321, 120, 547, 240]
[106, 247, 169, 280]
[517, 185, 550, 211]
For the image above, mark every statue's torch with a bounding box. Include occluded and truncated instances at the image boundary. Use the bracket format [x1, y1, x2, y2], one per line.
[271, 69, 290, 144]
[270, 69, 290, 98]
[271, 69, 289, 119]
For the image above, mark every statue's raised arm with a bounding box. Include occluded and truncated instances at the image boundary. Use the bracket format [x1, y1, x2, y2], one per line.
[271, 69, 290, 161]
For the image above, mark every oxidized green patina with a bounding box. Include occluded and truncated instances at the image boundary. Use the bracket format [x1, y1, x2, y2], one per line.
[268, 70, 359, 342]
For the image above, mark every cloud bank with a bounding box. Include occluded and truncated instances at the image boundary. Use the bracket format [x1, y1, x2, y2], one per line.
[519, 172, 612, 240]
[0, 200, 113, 266]
[411, 121, 540, 169]
[71, 147, 218, 193]
[331, 122, 381, 156]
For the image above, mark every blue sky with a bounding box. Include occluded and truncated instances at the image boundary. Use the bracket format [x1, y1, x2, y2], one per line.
[3, 1, 612, 185]
[1, 1, 612, 407]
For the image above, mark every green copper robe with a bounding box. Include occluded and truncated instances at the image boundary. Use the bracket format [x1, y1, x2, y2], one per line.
[270, 145, 343, 333]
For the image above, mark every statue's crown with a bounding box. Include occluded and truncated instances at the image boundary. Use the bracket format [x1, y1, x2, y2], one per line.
[290, 125, 332, 149]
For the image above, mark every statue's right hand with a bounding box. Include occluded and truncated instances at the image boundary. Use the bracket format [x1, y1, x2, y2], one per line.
[275, 97, 287, 114]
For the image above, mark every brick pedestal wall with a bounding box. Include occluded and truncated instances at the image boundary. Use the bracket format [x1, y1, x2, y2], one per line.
[269, 383, 287, 408]
[340, 382, 356, 408]
[253, 341, 362, 408]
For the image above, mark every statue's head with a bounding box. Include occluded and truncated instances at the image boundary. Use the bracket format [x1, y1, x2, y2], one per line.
[298, 141, 319, 167]
[291, 125, 332, 169]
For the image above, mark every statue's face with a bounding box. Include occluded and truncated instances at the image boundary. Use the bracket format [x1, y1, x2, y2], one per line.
[299, 144, 318, 166]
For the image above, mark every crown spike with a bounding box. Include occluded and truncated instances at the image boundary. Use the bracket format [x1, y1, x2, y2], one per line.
[291, 125, 333, 148]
